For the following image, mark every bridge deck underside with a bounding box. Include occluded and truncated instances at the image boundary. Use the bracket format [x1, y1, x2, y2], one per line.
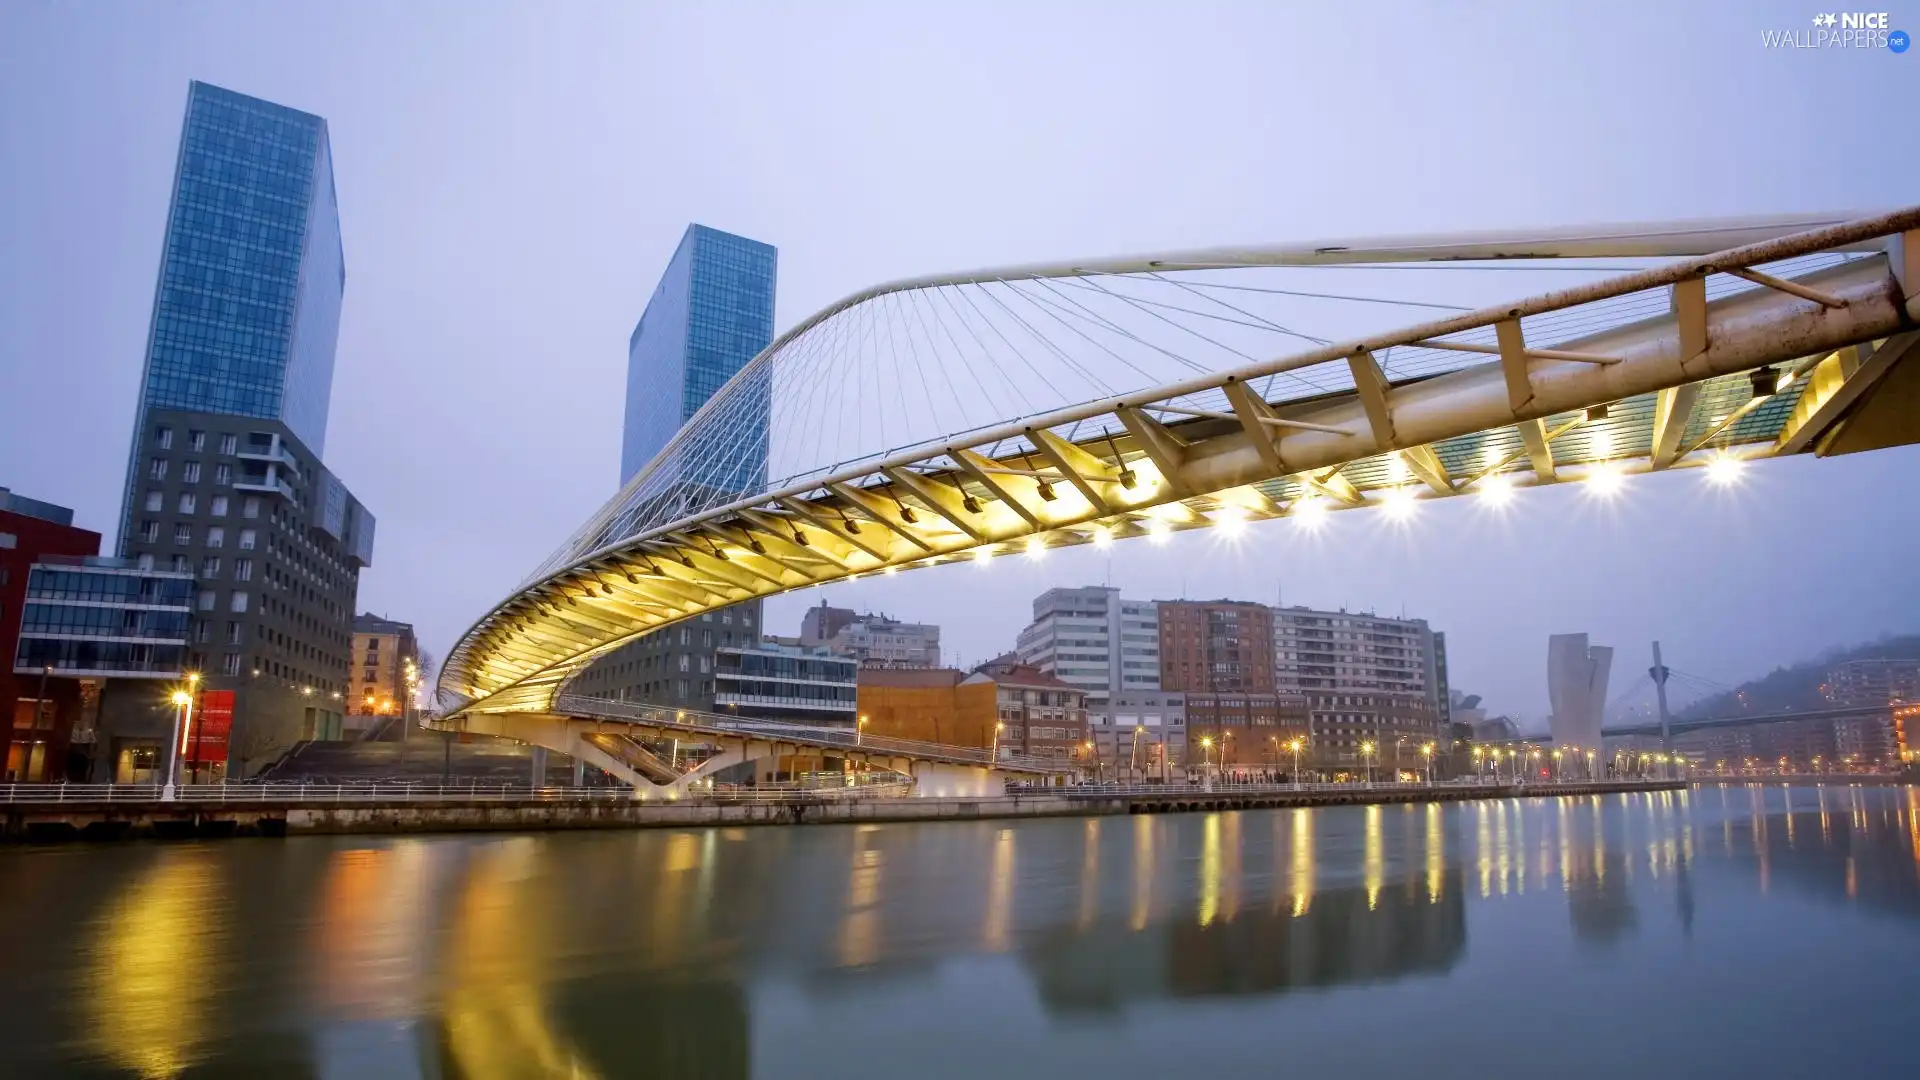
[441, 210, 1920, 718]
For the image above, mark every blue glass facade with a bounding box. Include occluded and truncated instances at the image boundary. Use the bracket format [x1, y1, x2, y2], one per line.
[122, 82, 344, 546]
[621, 225, 777, 486]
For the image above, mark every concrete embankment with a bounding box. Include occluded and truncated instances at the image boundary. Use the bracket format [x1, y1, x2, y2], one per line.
[0, 780, 1687, 842]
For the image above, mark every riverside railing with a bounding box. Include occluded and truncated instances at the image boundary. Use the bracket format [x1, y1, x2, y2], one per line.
[0, 780, 918, 805]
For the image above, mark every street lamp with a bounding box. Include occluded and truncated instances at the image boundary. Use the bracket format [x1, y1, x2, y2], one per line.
[161, 672, 199, 801]
[1421, 742, 1435, 786]
[1551, 749, 1563, 782]
[857, 714, 868, 747]
[1360, 740, 1376, 786]
[991, 721, 1004, 761]
[1201, 735, 1214, 784]
[1289, 737, 1304, 789]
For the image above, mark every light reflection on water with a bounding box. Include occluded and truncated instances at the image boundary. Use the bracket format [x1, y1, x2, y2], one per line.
[1, 785, 1917, 1078]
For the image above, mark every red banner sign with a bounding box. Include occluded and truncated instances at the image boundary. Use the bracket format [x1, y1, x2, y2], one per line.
[189, 690, 235, 765]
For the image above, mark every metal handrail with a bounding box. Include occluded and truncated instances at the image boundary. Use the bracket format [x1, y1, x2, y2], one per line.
[0, 780, 922, 805]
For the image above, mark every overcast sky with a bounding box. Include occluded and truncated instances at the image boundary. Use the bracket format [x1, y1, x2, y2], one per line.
[2, 0, 1914, 722]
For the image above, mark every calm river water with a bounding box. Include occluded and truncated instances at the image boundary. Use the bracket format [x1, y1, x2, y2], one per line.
[2, 785, 1917, 1078]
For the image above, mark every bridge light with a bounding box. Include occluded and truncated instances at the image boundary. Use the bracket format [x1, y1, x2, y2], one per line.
[1214, 505, 1246, 538]
[1585, 463, 1624, 497]
[1750, 366, 1781, 397]
[1090, 524, 1112, 549]
[1035, 478, 1058, 502]
[884, 565, 899, 576]
[1705, 453, 1744, 487]
[1147, 518, 1171, 544]
[1478, 474, 1514, 508]
[1291, 497, 1327, 530]
[974, 546, 993, 567]
[1025, 534, 1047, 560]
[1381, 486, 1417, 521]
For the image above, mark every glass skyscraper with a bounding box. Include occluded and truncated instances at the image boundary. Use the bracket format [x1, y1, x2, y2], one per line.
[620, 224, 777, 486]
[121, 80, 344, 530]
[111, 82, 370, 773]
[577, 225, 776, 713]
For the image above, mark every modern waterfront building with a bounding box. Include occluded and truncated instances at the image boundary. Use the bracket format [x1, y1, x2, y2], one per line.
[713, 641, 857, 724]
[115, 82, 374, 771]
[1014, 586, 1160, 706]
[348, 613, 419, 729]
[1271, 606, 1448, 715]
[797, 601, 941, 668]
[1826, 658, 1917, 764]
[1547, 633, 1612, 752]
[3, 489, 193, 782]
[620, 224, 779, 487]
[583, 225, 778, 709]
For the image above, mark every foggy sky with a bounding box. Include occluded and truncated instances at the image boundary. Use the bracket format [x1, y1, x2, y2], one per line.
[2, 0, 1915, 721]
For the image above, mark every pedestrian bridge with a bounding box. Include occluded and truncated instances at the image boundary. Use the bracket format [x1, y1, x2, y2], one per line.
[438, 207, 1920, 733]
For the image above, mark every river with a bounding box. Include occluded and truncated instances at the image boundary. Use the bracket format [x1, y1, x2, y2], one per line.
[1, 785, 1916, 1078]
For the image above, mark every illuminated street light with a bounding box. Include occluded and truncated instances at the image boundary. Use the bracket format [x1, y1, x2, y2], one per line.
[1147, 518, 1171, 544]
[1025, 534, 1047, 559]
[974, 546, 993, 566]
[1090, 524, 1112, 549]
[1478, 474, 1514, 508]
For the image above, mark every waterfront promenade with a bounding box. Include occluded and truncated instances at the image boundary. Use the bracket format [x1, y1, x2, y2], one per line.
[1, 778, 1688, 841]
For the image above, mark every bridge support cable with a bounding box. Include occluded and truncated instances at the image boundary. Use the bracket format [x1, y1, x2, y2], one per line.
[441, 208, 1920, 715]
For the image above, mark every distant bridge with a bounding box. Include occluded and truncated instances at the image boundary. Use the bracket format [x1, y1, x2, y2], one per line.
[1602, 703, 1895, 739]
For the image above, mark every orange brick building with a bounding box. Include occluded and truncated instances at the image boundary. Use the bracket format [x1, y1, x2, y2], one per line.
[855, 668, 997, 748]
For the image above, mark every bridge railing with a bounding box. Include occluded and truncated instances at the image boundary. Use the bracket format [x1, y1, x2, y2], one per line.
[553, 693, 1069, 772]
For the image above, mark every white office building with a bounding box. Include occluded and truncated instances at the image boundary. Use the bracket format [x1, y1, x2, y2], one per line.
[1015, 586, 1160, 707]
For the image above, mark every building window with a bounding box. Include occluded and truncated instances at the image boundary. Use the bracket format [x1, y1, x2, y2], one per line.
[238, 529, 256, 550]
[207, 526, 225, 549]
[155, 426, 174, 449]
[226, 621, 243, 645]
[150, 458, 168, 481]
[230, 591, 249, 613]
[214, 464, 231, 486]
[201, 556, 220, 579]
[172, 523, 191, 545]
[222, 653, 243, 676]
[234, 558, 252, 581]
[210, 495, 228, 517]
[144, 491, 163, 512]
[178, 493, 197, 515]
[219, 434, 236, 456]
[170, 554, 189, 574]
[243, 497, 260, 519]
[678, 654, 690, 672]
[197, 589, 216, 612]
[182, 462, 200, 485]
[136, 553, 155, 571]
[189, 430, 205, 451]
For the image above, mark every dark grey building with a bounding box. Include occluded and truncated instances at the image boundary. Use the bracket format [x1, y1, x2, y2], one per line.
[112, 83, 372, 772]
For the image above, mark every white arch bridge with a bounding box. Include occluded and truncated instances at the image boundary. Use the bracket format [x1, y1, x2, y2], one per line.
[436, 207, 1920, 793]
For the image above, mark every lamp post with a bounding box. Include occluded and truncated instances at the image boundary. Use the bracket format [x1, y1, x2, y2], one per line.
[1394, 735, 1410, 782]
[991, 721, 1004, 762]
[1421, 742, 1435, 786]
[857, 714, 868, 748]
[161, 673, 199, 801]
[1200, 736, 1213, 788]
[1360, 740, 1376, 787]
